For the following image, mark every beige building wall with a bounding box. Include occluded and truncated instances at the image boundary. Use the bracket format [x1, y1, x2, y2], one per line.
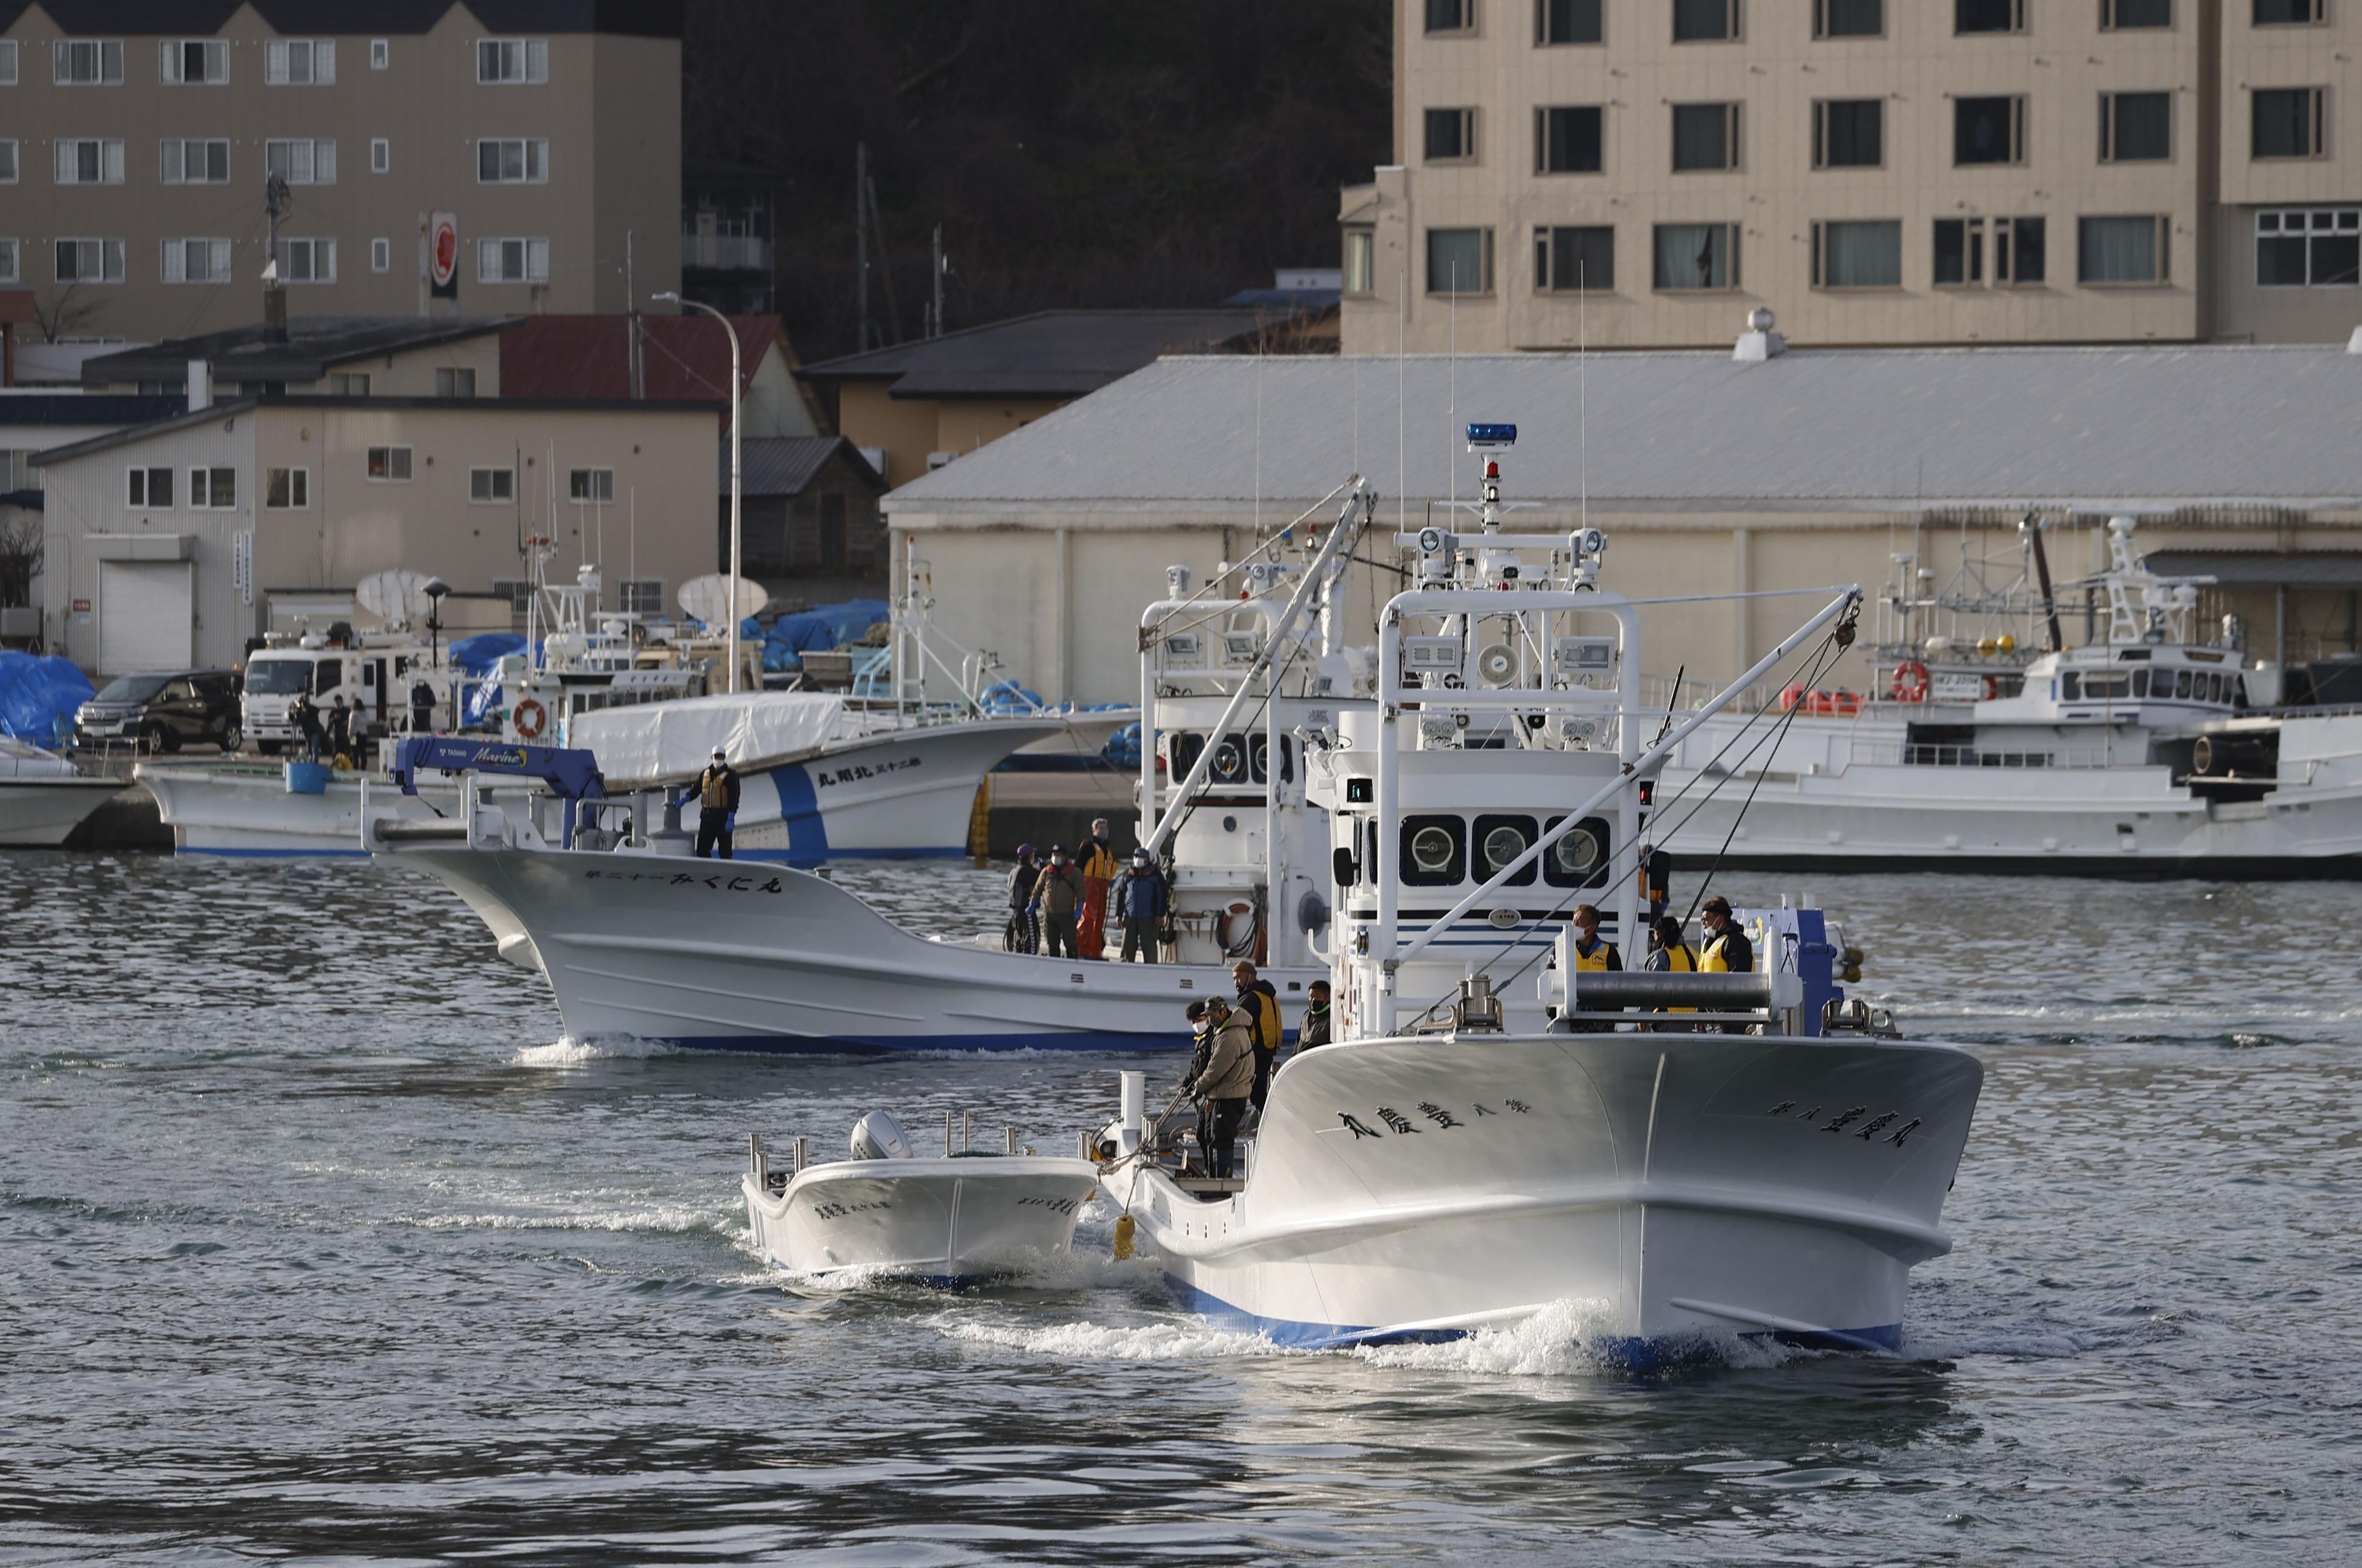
[38, 397, 718, 671]
[831, 382, 1071, 490]
[1343, 0, 2362, 353]
[0, 2, 681, 344]
[92, 333, 505, 398]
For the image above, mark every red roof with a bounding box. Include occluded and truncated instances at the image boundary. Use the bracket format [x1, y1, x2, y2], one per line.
[498, 314, 781, 401]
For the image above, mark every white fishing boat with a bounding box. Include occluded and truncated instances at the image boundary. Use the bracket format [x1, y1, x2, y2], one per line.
[742, 1111, 1099, 1283]
[1652, 516, 2362, 875]
[1093, 425, 1983, 1363]
[0, 738, 123, 847]
[363, 482, 1382, 1047]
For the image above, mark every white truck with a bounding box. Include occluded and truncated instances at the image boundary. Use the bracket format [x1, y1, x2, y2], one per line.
[241, 635, 445, 756]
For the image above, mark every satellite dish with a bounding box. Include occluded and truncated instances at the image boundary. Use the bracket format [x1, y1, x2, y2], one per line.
[355, 568, 438, 631]
[676, 573, 768, 628]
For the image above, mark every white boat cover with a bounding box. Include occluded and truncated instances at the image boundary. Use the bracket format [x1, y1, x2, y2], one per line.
[570, 692, 847, 784]
[0, 737, 77, 778]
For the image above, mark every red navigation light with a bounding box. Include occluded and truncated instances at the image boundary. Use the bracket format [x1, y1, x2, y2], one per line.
[1485, 460, 1499, 479]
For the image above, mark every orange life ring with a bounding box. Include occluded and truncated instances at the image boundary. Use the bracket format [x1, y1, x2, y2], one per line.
[513, 697, 548, 739]
[1890, 661, 1929, 704]
[1981, 673, 2000, 700]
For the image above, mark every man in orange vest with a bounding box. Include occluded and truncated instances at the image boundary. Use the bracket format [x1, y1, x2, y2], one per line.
[689, 746, 740, 859]
[1076, 816, 1118, 959]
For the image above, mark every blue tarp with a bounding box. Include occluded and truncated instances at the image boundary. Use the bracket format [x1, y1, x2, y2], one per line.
[757, 599, 890, 674]
[447, 633, 526, 676]
[0, 652, 96, 748]
[1103, 722, 1145, 769]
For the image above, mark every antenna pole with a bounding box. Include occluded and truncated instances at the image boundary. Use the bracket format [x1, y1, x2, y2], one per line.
[1578, 260, 1588, 536]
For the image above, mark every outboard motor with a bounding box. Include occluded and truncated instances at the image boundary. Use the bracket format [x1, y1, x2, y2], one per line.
[848, 1110, 915, 1161]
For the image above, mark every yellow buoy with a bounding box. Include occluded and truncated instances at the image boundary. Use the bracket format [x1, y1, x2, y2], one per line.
[1997, 633, 2017, 653]
[1113, 1213, 1136, 1261]
[1976, 637, 1998, 657]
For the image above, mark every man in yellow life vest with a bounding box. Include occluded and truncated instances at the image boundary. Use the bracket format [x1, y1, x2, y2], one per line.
[1231, 960, 1283, 1115]
[1643, 914, 1699, 1028]
[1566, 902, 1622, 1031]
[689, 746, 741, 860]
[1076, 817, 1118, 960]
[1697, 895, 1756, 1035]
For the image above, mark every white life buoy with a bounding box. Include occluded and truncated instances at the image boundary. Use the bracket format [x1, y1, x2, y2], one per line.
[513, 697, 548, 739]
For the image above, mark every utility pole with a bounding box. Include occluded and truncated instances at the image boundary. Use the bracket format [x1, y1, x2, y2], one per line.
[625, 230, 644, 398]
[931, 224, 945, 339]
[855, 142, 870, 350]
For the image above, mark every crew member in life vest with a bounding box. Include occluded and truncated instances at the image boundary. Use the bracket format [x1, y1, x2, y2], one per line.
[1293, 979, 1333, 1053]
[1638, 844, 1673, 938]
[1076, 817, 1118, 960]
[1567, 902, 1623, 1031]
[1642, 914, 1699, 1029]
[1231, 960, 1283, 1114]
[690, 746, 741, 859]
[1698, 895, 1755, 1035]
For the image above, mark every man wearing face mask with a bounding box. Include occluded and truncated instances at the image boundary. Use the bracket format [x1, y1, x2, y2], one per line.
[1697, 895, 1755, 1034]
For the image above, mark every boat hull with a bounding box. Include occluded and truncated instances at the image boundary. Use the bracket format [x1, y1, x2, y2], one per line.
[1107, 1030, 1981, 1357]
[389, 840, 1319, 1050]
[0, 777, 124, 847]
[742, 1158, 1100, 1281]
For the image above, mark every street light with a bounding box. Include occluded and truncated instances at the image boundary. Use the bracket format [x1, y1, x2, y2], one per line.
[652, 290, 743, 694]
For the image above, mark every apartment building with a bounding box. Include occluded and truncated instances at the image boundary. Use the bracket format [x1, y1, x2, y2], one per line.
[1340, 0, 2362, 352]
[0, 0, 682, 344]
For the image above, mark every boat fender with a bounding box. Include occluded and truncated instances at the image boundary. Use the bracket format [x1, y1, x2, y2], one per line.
[1113, 1213, 1136, 1261]
[513, 697, 548, 739]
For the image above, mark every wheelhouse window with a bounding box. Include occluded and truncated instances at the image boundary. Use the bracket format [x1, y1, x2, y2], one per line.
[2101, 92, 2172, 162]
[1472, 815, 1538, 886]
[2079, 215, 2170, 284]
[1400, 816, 1466, 886]
[1814, 100, 1883, 168]
[1536, 105, 1602, 172]
[1536, 225, 1614, 291]
[1542, 815, 1612, 888]
[2255, 208, 2360, 287]
[1652, 222, 1738, 290]
[1537, 0, 1603, 43]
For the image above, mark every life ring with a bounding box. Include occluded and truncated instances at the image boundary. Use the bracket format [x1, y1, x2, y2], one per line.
[513, 697, 548, 739]
[1981, 673, 2000, 700]
[1889, 661, 1929, 704]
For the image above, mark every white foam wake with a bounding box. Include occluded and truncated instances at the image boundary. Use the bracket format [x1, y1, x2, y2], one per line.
[513, 1033, 680, 1065]
[930, 1313, 1294, 1362]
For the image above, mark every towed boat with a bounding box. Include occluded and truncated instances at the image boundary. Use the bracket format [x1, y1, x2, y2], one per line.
[743, 1110, 1099, 1283]
[1093, 425, 1982, 1363]
[0, 738, 122, 847]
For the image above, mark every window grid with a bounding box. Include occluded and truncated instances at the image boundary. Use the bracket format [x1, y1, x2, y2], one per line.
[470, 467, 517, 503]
[188, 467, 236, 510]
[54, 139, 125, 185]
[371, 238, 391, 273]
[274, 238, 336, 283]
[160, 138, 230, 184]
[366, 446, 413, 482]
[477, 138, 548, 183]
[53, 40, 124, 85]
[159, 40, 229, 84]
[2255, 207, 2360, 287]
[265, 138, 336, 184]
[1536, 0, 1603, 43]
[161, 238, 231, 284]
[477, 38, 549, 83]
[477, 237, 549, 284]
[54, 238, 125, 283]
[265, 40, 335, 85]
[265, 468, 310, 509]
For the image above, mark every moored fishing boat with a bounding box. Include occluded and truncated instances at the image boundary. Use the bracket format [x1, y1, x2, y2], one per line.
[0, 738, 123, 847]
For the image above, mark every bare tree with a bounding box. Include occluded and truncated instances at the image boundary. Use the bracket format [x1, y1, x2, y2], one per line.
[31, 285, 101, 344]
[0, 509, 42, 611]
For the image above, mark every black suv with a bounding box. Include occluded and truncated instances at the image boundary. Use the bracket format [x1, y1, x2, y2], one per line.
[73, 670, 242, 753]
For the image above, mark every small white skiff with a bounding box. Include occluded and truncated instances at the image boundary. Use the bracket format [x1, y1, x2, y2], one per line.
[742, 1112, 1100, 1283]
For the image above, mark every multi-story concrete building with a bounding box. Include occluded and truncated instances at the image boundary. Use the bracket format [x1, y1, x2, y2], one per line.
[1341, 0, 2362, 352]
[0, 0, 682, 344]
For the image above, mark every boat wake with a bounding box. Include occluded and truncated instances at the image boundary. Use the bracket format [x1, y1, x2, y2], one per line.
[513, 1033, 681, 1065]
[929, 1312, 1296, 1363]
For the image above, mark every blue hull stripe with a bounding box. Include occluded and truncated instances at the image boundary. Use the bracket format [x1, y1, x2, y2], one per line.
[771, 762, 829, 861]
[1167, 1276, 1902, 1364]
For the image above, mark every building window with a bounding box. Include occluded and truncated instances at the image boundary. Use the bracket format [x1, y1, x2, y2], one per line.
[127, 467, 173, 508]
[1425, 108, 1476, 162]
[1424, 0, 1476, 33]
[0, 40, 16, 84]
[478, 238, 549, 284]
[491, 579, 533, 614]
[159, 40, 229, 84]
[274, 238, 336, 282]
[265, 138, 336, 184]
[0, 240, 16, 284]
[1955, 95, 2026, 165]
[160, 138, 229, 184]
[371, 138, 389, 173]
[569, 469, 615, 503]
[2079, 215, 2170, 284]
[1427, 227, 1494, 293]
[1813, 100, 1883, 168]
[1537, 0, 1603, 43]
[1814, 0, 1883, 36]
[1652, 222, 1738, 289]
[477, 38, 549, 83]
[370, 239, 391, 273]
[2101, 92, 2173, 162]
[1672, 103, 1739, 171]
[436, 367, 478, 398]
[476, 138, 548, 183]
[1811, 220, 1901, 288]
[1535, 106, 1603, 173]
[1673, 0, 1740, 42]
[265, 468, 309, 509]
[366, 446, 412, 481]
[470, 467, 516, 503]
[161, 238, 231, 284]
[0, 141, 15, 183]
[329, 372, 371, 395]
[1343, 228, 1375, 294]
[1927, 216, 2041, 287]
[370, 38, 389, 69]
[54, 139, 124, 184]
[53, 40, 124, 85]
[54, 239, 125, 283]
[2252, 88, 2327, 159]
[265, 40, 335, 85]
[1535, 225, 1614, 291]
[2256, 208, 2361, 287]
[620, 579, 665, 616]
[2253, 0, 2326, 21]
[188, 467, 236, 510]
[2102, 0, 2172, 27]
[1955, 0, 2024, 32]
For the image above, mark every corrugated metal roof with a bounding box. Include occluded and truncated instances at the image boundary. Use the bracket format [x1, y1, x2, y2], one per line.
[729, 437, 882, 497]
[82, 316, 518, 385]
[501, 315, 779, 402]
[885, 345, 2362, 514]
[798, 309, 1281, 400]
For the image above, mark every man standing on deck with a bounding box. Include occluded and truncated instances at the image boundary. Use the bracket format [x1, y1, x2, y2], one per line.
[1185, 996, 1255, 1180]
[1112, 849, 1168, 963]
[1698, 895, 1756, 1035]
[690, 746, 740, 860]
[1033, 845, 1085, 958]
[1567, 903, 1623, 1032]
[1076, 817, 1118, 959]
[1294, 980, 1333, 1053]
[1232, 960, 1282, 1114]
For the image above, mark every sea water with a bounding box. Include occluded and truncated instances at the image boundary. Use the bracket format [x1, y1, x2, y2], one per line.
[3, 852, 2358, 1564]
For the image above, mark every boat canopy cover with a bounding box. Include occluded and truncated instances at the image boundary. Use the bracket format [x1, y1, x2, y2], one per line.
[569, 691, 847, 784]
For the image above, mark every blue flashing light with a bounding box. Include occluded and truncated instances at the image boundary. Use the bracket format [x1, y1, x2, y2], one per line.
[1465, 422, 1518, 448]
